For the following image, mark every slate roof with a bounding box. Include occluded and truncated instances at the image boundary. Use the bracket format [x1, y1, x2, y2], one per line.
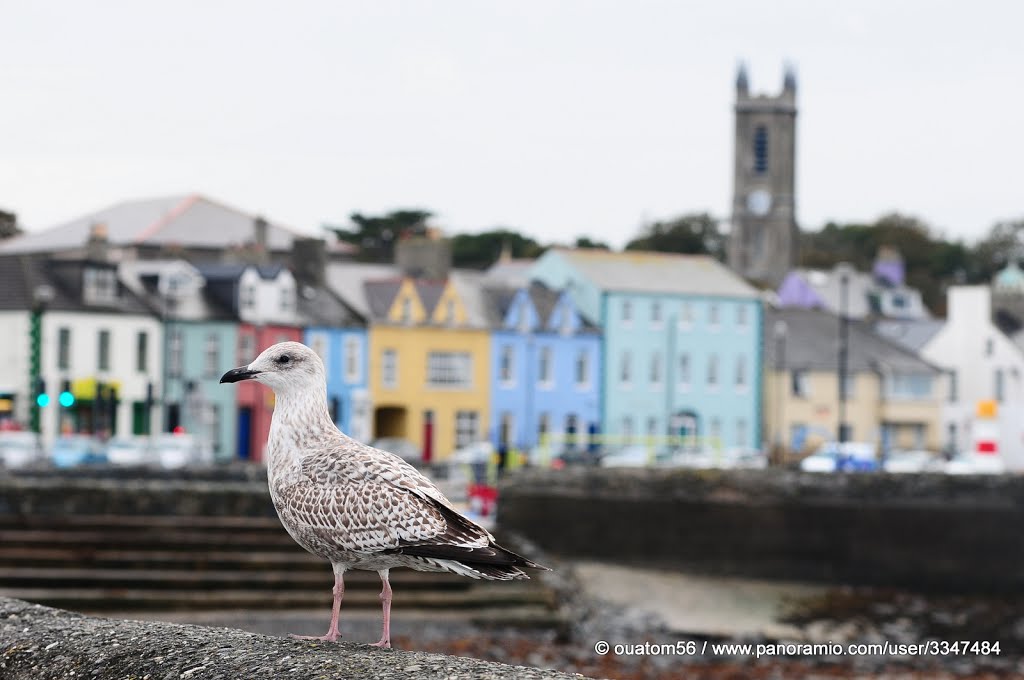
[549, 248, 760, 298]
[324, 262, 401, 318]
[414, 280, 448, 317]
[764, 307, 941, 374]
[0, 254, 154, 315]
[874, 319, 946, 353]
[0, 194, 305, 255]
[484, 258, 535, 287]
[363, 279, 404, 320]
[481, 280, 599, 333]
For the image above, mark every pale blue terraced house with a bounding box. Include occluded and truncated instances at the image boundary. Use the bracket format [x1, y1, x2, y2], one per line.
[483, 282, 601, 453]
[530, 249, 763, 451]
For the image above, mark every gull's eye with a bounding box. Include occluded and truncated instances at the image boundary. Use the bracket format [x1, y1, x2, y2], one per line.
[276, 354, 292, 365]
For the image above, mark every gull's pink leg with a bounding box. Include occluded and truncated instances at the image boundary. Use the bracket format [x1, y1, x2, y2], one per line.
[291, 567, 345, 642]
[369, 569, 393, 648]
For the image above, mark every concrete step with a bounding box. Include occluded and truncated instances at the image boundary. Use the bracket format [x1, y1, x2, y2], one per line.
[0, 583, 554, 612]
[0, 566, 476, 591]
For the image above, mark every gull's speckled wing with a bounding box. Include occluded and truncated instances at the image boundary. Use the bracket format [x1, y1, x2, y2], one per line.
[272, 440, 491, 557]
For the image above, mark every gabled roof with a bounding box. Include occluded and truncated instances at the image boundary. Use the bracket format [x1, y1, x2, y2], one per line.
[414, 280, 447, 316]
[484, 258, 535, 287]
[480, 286, 520, 328]
[363, 279, 405, 320]
[765, 307, 941, 374]
[324, 262, 401, 318]
[0, 194, 304, 255]
[545, 248, 760, 298]
[874, 319, 946, 353]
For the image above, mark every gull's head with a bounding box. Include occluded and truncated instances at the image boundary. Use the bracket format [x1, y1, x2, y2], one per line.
[219, 341, 324, 394]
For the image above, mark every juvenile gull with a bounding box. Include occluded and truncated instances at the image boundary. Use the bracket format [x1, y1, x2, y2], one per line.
[220, 341, 547, 647]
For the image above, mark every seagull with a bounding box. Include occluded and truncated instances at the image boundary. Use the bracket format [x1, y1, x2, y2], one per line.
[220, 341, 547, 648]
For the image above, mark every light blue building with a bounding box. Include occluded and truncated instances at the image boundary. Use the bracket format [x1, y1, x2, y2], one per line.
[530, 249, 763, 451]
[484, 282, 601, 453]
[304, 326, 371, 443]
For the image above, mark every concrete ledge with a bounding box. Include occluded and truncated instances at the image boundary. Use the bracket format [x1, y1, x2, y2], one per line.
[0, 597, 587, 680]
[499, 467, 1024, 591]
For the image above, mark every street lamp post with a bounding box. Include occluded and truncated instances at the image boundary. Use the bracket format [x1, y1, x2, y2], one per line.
[28, 284, 55, 435]
[836, 263, 852, 444]
[773, 319, 788, 464]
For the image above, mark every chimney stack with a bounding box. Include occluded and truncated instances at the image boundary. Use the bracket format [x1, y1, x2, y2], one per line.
[291, 237, 327, 287]
[86, 222, 110, 262]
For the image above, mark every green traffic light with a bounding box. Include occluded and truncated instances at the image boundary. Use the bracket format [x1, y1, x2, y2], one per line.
[59, 391, 75, 407]
[36, 393, 51, 408]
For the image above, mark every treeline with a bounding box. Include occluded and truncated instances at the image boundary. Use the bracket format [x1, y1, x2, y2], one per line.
[325, 210, 1024, 314]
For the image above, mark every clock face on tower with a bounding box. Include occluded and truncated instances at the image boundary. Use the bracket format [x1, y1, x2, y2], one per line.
[747, 189, 772, 217]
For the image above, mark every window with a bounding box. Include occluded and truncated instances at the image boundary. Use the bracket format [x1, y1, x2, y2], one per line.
[559, 308, 573, 336]
[209, 404, 221, 454]
[709, 303, 720, 328]
[678, 354, 691, 388]
[680, 301, 693, 328]
[707, 354, 719, 387]
[98, 330, 111, 371]
[650, 353, 663, 387]
[710, 417, 721, 443]
[791, 369, 809, 397]
[736, 418, 748, 448]
[735, 356, 747, 389]
[537, 412, 550, 445]
[241, 284, 256, 311]
[499, 412, 514, 447]
[136, 331, 148, 373]
[309, 333, 329, 376]
[500, 345, 515, 385]
[381, 349, 398, 389]
[621, 416, 634, 443]
[646, 416, 658, 437]
[445, 299, 456, 325]
[237, 333, 255, 364]
[620, 351, 632, 385]
[737, 304, 748, 328]
[753, 125, 768, 173]
[58, 328, 71, 370]
[574, 349, 589, 387]
[621, 299, 633, 324]
[985, 338, 994, 357]
[344, 336, 361, 383]
[517, 305, 530, 334]
[651, 301, 662, 326]
[279, 284, 294, 314]
[455, 410, 479, 448]
[427, 352, 472, 388]
[948, 371, 957, 403]
[886, 372, 932, 399]
[168, 328, 183, 378]
[995, 369, 1005, 403]
[400, 298, 413, 325]
[84, 268, 117, 305]
[538, 346, 553, 386]
[204, 334, 220, 378]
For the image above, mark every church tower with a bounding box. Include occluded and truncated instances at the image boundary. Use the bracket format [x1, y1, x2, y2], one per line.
[727, 63, 799, 287]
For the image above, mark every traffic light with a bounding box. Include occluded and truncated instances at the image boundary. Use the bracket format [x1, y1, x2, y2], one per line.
[58, 380, 74, 408]
[34, 377, 49, 408]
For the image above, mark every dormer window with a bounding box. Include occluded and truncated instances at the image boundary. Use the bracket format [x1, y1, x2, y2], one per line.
[517, 306, 530, 334]
[445, 299, 456, 326]
[279, 284, 295, 314]
[400, 297, 412, 324]
[241, 284, 257, 311]
[84, 267, 117, 305]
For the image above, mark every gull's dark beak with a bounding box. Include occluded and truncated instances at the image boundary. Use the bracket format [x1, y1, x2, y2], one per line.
[220, 366, 261, 384]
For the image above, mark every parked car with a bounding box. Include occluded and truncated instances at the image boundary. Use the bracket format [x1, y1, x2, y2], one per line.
[0, 432, 43, 468]
[882, 449, 943, 473]
[943, 452, 1005, 475]
[105, 436, 156, 467]
[370, 437, 422, 465]
[800, 442, 879, 473]
[153, 433, 212, 468]
[51, 435, 106, 468]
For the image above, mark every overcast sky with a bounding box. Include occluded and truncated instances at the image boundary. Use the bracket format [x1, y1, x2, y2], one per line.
[3, 1, 1022, 250]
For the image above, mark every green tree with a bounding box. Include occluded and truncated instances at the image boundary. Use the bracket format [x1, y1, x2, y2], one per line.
[625, 213, 724, 259]
[573, 236, 610, 250]
[971, 219, 1024, 282]
[450, 229, 544, 270]
[324, 209, 433, 263]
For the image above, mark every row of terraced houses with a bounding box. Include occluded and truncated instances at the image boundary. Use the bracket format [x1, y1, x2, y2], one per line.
[0, 195, 768, 462]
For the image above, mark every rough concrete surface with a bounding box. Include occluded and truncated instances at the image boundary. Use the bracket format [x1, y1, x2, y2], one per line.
[0, 597, 591, 680]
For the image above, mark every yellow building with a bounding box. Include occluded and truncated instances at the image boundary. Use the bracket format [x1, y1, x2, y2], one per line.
[764, 308, 945, 459]
[366, 276, 490, 462]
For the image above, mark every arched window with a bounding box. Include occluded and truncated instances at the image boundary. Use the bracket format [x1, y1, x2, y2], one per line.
[753, 126, 768, 173]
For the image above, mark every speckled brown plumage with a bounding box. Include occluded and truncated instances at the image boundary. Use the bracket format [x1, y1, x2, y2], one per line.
[221, 341, 547, 646]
